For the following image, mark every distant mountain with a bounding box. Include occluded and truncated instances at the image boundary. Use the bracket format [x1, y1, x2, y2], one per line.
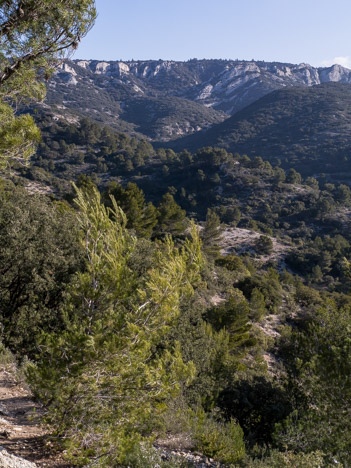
[168, 82, 351, 176]
[45, 61, 227, 141]
[45, 59, 351, 142]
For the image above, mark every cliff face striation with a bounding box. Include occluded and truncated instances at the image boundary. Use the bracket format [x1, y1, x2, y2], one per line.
[56, 59, 351, 112]
[45, 59, 351, 142]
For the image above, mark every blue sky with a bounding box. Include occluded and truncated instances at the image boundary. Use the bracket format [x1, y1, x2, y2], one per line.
[75, 0, 351, 68]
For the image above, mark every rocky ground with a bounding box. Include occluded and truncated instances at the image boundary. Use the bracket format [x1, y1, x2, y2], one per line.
[0, 367, 70, 468]
[0, 366, 224, 468]
[220, 227, 292, 270]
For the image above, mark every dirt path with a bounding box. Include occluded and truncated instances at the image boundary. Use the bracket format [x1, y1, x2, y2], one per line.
[0, 368, 71, 468]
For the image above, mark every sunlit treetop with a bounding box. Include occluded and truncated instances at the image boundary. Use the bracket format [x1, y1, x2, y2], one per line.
[0, 0, 96, 102]
[0, 0, 96, 167]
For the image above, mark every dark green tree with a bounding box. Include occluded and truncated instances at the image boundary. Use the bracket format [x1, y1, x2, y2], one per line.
[156, 192, 187, 237]
[104, 182, 158, 238]
[0, 187, 83, 356]
[276, 302, 351, 466]
[201, 209, 223, 258]
[286, 168, 302, 184]
[255, 235, 273, 255]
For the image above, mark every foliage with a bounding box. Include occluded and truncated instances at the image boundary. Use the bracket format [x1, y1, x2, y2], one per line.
[254, 235, 273, 255]
[169, 290, 256, 410]
[0, 101, 40, 168]
[274, 302, 351, 465]
[201, 208, 223, 258]
[122, 443, 187, 468]
[104, 182, 158, 237]
[0, 186, 83, 356]
[242, 449, 331, 468]
[218, 376, 292, 447]
[27, 186, 202, 466]
[156, 192, 188, 237]
[249, 288, 266, 321]
[0, 0, 96, 95]
[0, 0, 96, 166]
[238, 269, 283, 313]
[192, 410, 245, 465]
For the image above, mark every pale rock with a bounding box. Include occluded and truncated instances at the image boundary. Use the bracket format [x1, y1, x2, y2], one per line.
[76, 60, 90, 69]
[0, 447, 37, 468]
[61, 63, 77, 75]
[94, 62, 110, 74]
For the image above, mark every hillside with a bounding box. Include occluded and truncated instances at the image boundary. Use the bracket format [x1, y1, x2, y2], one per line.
[14, 113, 351, 286]
[44, 59, 351, 143]
[169, 82, 351, 176]
[5, 0, 351, 465]
[45, 61, 227, 140]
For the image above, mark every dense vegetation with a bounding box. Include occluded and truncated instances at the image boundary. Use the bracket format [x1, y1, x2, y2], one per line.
[2, 2, 351, 468]
[169, 82, 351, 176]
[4, 114, 351, 466]
[16, 113, 351, 294]
[3, 172, 351, 467]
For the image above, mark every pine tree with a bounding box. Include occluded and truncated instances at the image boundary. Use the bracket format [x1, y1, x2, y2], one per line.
[0, 0, 96, 166]
[249, 288, 266, 321]
[104, 182, 158, 237]
[28, 186, 202, 466]
[156, 192, 187, 237]
[201, 208, 223, 258]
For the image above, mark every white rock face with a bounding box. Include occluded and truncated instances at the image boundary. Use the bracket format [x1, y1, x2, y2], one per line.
[76, 60, 90, 69]
[66, 75, 78, 86]
[320, 64, 351, 83]
[132, 84, 144, 94]
[115, 61, 130, 76]
[197, 84, 213, 99]
[94, 62, 110, 74]
[61, 63, 77, 75]
[0, 447, 37, 468]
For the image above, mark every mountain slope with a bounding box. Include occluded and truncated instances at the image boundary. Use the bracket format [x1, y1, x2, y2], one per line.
[45, 59, 351, 142]
[46, 61, 227, 140]
[168, 82, 351, 175]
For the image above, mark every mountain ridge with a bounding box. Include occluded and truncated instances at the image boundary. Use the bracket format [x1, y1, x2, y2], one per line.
[45, 59, 351, 142]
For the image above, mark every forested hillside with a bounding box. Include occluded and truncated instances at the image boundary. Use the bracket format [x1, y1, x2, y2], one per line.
[169, 82, 351, 176]
[3, 108, 351, 466]
[2, 2, 351, 468]
[42, 61, 351, 177]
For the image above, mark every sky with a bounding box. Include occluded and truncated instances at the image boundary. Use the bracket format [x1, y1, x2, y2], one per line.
[75, 0, 351, 68]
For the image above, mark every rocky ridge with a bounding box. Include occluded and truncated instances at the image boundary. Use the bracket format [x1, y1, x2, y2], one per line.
[44, 59, 351, 142]
[59, 59, 351, 114]
[52, 59, 350, 108]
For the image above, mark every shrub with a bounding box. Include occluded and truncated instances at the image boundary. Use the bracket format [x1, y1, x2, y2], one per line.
[192, 411, 245, 465]
[243, 449, 331, 467]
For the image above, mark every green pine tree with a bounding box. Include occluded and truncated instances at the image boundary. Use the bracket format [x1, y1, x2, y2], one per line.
[0, 1, 96, 166]
[28, 186, 203, 467]
[104, 182, 158, 237]
[156, 192, 188, 237]
[201, 208, 223, 258]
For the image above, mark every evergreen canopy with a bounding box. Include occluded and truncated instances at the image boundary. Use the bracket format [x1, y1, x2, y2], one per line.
[0, 0, 96, 166]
